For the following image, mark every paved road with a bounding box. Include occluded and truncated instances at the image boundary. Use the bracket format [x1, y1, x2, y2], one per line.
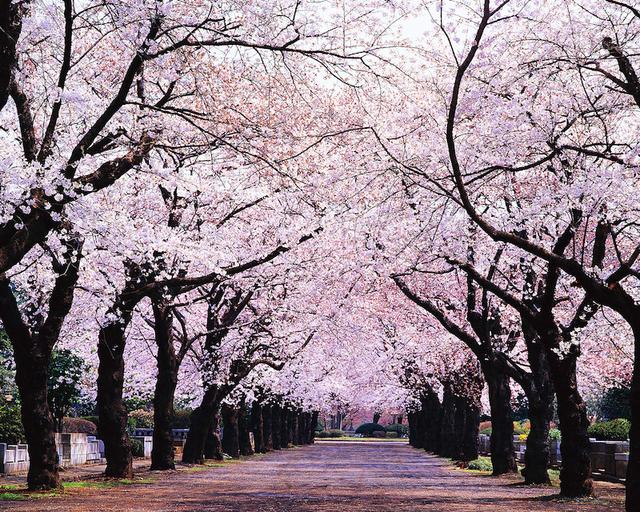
[1, 441, 625, 511]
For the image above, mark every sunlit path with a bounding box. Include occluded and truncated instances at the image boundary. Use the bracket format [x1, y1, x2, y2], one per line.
[2, 442, 624, 512]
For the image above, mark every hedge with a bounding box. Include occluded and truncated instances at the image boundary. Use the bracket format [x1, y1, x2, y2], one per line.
[587, 418, 630, 441]
[355, 423, 386, 436]
[62, 417, 97, 435]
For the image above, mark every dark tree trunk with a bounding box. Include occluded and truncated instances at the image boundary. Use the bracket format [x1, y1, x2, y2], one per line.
[238, 404, 254, 456]
[182, 387, 220, 464]
[424, 392, 442, 453]
[439, 384, 457, 459]
[150, 303, 178, 470]
[271, 405, 281, 450]
[627, 323, 640, 512]
[541, 338, 592, 497]
[373, 412, 381, 423]
[97, 322, 133, 478]
[263, 405, 274, 451]
[521, 324, 554, 485]
[483, 366, 517, 475]
[204, 411, 223, 460]
[414, 401, 426, 450]
[292, 411, 300, 445]
[453, 395, 467, 461]
[251, 403, 265, 453]
[408, 411, 418, 448]
[15, 349, 59, 489]
[461, 402, 480, 462]
[221, 405, 240, 458]
[287, 409, 295, 446]
[281, 408, 291, 448]
[309, 411, 319, 444]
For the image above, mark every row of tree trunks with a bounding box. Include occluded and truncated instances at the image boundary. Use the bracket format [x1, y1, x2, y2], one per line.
[408, 386, 479, 464]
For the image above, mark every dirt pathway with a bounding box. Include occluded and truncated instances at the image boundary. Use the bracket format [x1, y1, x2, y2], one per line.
[1, 441, 624, 511]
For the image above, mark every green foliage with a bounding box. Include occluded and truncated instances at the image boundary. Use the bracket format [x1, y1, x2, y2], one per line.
[0, 331, 17, 404]
[129, 409, 154, 429]
[596, 387, 631, 420]
[467, 457, 493, 472]
[0, 403, 25, 444]
[317, 429, 345, 438]
[48, 349, 85, 430]
[171, 408, 193, 429]
[62, 417, 97, 434]
[479, 427, 492, 436]
[130, 438, 145, 457]
[123, 396, 152, 413]
[385, 431, 399, 438]
[385, 423, 409, 436]
[548, 428, 562, 441]
[513, 420, 530, 435]
[355, 422, 386, 436]
[587, 418, 630, 441]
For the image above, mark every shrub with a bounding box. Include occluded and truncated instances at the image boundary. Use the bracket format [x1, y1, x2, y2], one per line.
[81, 416, 100, 429]
[385, 431, 399, 438]
[587, 419, 630, 441]
[129, 409, 154, 429]
[371, 430, 387, 438]
[355, 422, 386, 437]
[548, 428, 561, 441]
[386, 423, 409, 436]
[317, 429, 345, 438]
[596, 386, 631, 420]
[513, 420, 530, 435]
[62, 417, 97, 435]
[0, 404, 25, 444]
[479, 427, 492, 436]
[131, 438, 145, 457]
[478, 421, 491, 432]
[468, 457, 493, 472]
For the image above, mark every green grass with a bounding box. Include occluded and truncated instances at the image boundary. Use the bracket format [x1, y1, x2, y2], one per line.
[0, 492, 28, 501]
[316, 436, 408, 442]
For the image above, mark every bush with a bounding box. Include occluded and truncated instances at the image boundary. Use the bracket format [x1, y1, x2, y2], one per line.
[131, 438, 145, 457]
[129, 409, 154, 429]
[385, 423, 409, 436]
[62, 417, 97, 435]
[81, 416, 100, 429]
[479, 427, 492, 436]
[597, 386, 631, 420]
[371, 430, 387, 438]
[355, 422, 386, 437]
[171, 408, 192, 429]
[0, 404, 25, 444]
[548, 428, 561, 441]
[513, 420, 530, 435]
[587, 419, 630, 441]
[468, 457, 493, 472]
[317, 429, 345, 438]
[385, 431, 399, 438]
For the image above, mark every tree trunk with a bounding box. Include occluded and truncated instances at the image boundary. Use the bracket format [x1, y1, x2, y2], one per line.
[309, 411, 319, 444]
[97, 322, 133, 478]
[483, 366, 517, 475]
[204, 411, 224, 461]
[424, 392, 442, 453]
[251, 403, 265, 453]
[453, 395, 467, 461]
[182, 387, 219, 464]
[150, 303, 178, 470]
[15, 349, 60, 489]
[263, 405, 274, 451]
[408, 412, 418, 448]
[462, 402, 480, 462]
[221, 405, 240, 458]
[439, 384, 457, 458]
[521, 325, 554, 485]
[238, 404, 254, 456]
[627, 322, 640, 512]
[271, 405, 281, 450]
[291, 411, 300, 445]
[281, 408, 291, 448]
